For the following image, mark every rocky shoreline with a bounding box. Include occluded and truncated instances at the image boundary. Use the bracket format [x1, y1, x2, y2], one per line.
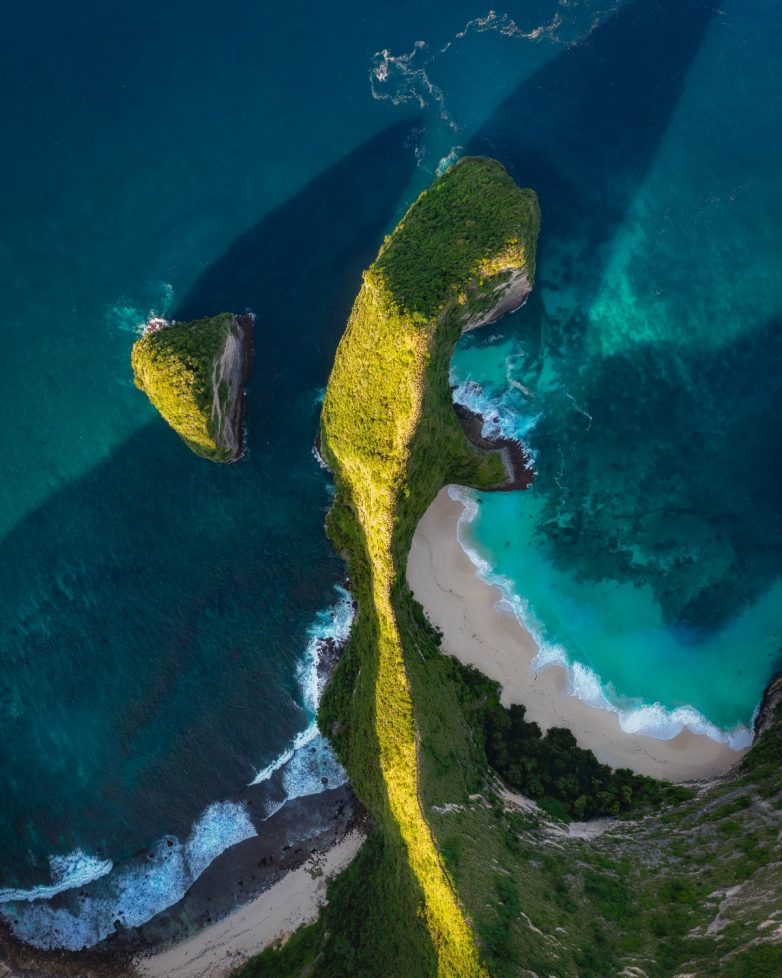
[0, 785, 360, 978]
[453, 400, 535, 492]
[227, 312, 255, 464]
[0, 622, 360, 978]
[754, 671, 782, 737]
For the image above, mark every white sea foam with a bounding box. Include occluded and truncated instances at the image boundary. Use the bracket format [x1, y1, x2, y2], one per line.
[436, 146, 464, 176]
[369, 41, 457, 132]
[452, 9, 564, 45]
[250, 722, 317, 787]
[281, 731, 348, 800]
[105, 281, 175, 336]
[451, 363, 540, 447]
[302, 585, 355, 710]
[184, 801, 256, 881]
[0, 851, 113, 905]
[447, 486, 754, 751]
[250, 585, 354, 789]
[0, 801, 256, 950]
[367, 4, 593, 151]
[312, 442, 330, 471]
[0, 587, 354, 949]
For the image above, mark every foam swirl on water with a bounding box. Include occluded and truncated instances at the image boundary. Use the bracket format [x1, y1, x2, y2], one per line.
[105, 281, 175, 335]
[368, 4, 607, 153]
[0, 851, 113, 905]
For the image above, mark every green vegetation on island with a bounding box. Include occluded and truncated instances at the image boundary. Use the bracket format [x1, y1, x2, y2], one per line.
[234, 156, 538, 978]
[234, 158, 782, 978]
[131, 312, 252, 462]
[482, 699, 692, 821]
[318, 156, 538, 978]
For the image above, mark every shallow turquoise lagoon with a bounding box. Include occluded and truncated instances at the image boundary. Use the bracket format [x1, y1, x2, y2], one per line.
[0, 0, 779, 949]
[452, 0, 782, 742]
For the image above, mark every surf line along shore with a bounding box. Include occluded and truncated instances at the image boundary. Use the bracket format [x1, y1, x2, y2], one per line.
[407, 486, 748, 784]
[135, 831, 365, 978]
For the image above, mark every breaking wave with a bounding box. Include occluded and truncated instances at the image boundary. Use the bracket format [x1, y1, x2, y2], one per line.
[250, 584, 354, 793]
[0, 801, 256, 950]
[448, 484, 754, 751]
[0, 852, 113, 905]
[105, 281, 175, 335]
[0, 587, 354, 950]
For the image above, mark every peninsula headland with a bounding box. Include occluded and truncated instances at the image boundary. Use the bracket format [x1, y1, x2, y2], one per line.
[233, 158, 782, 978]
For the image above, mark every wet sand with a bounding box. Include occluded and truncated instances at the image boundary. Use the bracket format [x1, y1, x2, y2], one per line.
[134, 830, 365, 978]
[407, 487, 747, 783]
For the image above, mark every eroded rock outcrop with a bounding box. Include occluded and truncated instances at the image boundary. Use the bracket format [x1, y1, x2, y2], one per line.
[131, 312, 253, 462]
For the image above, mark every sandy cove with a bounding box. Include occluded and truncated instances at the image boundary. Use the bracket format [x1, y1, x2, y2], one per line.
[134, 830, 365, 978]
[407, 487, 747, 783]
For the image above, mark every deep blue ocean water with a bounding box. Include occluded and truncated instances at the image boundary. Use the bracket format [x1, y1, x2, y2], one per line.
[1, 0, 780, 949]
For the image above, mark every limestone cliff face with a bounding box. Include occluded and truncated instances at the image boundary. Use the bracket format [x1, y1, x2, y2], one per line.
[131, 312, 253, 463]
[207, 313, 254, 461]
[755, 672, 782, 736]
[460, 266, 532, 332]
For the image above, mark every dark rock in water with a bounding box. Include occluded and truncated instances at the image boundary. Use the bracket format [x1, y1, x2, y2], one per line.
[453, 400, 535, 492]
[315, 635, 346, 689]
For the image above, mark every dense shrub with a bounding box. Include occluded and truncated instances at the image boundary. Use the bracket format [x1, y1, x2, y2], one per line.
[484, 702, 691, 819]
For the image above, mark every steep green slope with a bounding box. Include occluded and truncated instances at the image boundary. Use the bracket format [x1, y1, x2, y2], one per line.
[131, 312, 252, 462]
[415, 667, 782, 978]
[316, 157, 538, 978]
[232, 158, 539, 978]
[234, 157, 780, 978]
[237, 667, 781, 978]
[317, 156, 538, 978]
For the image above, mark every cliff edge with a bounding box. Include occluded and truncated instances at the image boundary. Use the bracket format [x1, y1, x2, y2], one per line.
[131, 312, 253, 462]
[317, 156, 539, 978]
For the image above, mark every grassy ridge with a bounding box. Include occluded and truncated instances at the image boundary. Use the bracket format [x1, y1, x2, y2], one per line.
[131, 312, 242, 462]
[318, 157, 539, 976]
[234, 158, 781, 978]
[435, 700, 782, 978]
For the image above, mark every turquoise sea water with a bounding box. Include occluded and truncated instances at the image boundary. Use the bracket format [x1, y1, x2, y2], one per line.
[0, 0, 779, 950]
[451, 0, 782, 742]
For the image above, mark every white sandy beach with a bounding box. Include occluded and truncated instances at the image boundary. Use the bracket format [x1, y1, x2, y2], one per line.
[135, 830, 365, 978]
[407, 487, 748, 783]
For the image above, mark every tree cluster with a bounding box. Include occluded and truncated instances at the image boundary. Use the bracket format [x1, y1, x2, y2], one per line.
[484, 702, 687, 820]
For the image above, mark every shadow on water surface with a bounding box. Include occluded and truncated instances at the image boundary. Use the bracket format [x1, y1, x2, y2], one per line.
[467, 0, 719, 352]
[570, 316, 782, 629]
[461, 0, 780, 632]
[0, 120, 418, 884]
[1, 0, 723, 897]
[0, 0, 743, 938]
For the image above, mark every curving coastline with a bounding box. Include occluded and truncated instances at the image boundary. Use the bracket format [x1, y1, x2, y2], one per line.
[243, 153, 782, 977]
[317, 156, 540, 977]
[0, 588, 357, 973]
[453, 402, 534, 492]
[134, 830, 366, 978]
[408, 486, 749, 782]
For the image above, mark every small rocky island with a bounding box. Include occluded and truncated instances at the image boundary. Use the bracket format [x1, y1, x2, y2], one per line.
[131, 312, 253, 462]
